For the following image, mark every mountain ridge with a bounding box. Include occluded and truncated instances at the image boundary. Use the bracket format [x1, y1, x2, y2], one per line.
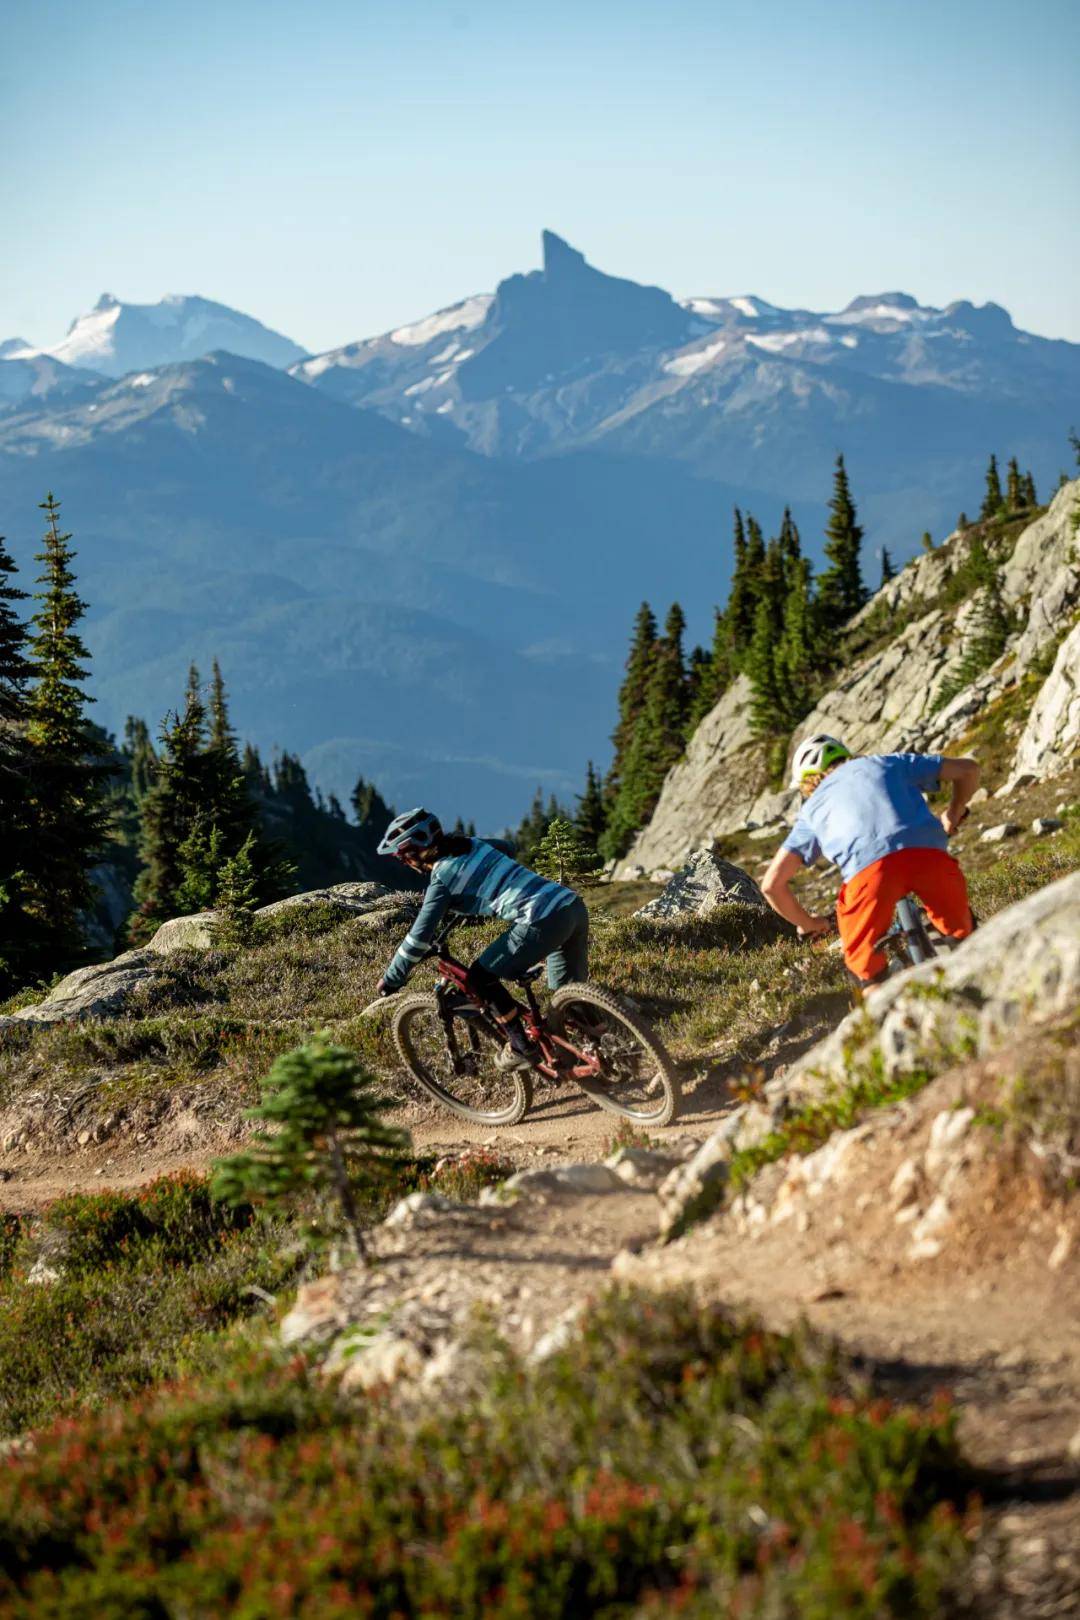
[3, 234, 1077, 823]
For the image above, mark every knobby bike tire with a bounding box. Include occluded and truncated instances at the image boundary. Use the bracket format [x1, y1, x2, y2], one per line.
[391, 993, 533, 1126]
[549, 982, 680, 1127]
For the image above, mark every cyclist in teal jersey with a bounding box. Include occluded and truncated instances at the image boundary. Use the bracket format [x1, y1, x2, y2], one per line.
[376, 808, 590, 1059]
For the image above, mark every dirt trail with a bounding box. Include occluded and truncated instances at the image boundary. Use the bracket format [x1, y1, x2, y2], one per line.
[0, 989, 846, 1209]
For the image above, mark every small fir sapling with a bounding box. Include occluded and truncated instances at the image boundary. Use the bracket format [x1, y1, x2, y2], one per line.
[534, 817, 603, 887]
[212, 1036, 410, 1257]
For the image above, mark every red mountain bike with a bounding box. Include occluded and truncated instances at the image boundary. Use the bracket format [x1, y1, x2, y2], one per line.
[387, 914, 680, 1129]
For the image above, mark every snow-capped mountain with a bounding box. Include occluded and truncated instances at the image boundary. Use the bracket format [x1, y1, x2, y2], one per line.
[291, 230, 701, 455]
[7, 293, 306, 378]
[293, 233, 1079, 502]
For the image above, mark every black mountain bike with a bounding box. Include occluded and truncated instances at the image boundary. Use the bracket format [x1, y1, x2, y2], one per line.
[384, 914, 680, 1129]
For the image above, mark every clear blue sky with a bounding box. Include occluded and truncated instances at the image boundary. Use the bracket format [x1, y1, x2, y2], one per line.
[3, 0, 1078, 353]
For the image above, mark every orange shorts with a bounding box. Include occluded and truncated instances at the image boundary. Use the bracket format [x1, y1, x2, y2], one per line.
[836, 847, 973, 981]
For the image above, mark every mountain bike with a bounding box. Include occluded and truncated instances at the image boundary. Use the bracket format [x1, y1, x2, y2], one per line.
[871, 814, 973, 974]
[385, 914, 680, 1129]
[873, 894, 938, 972]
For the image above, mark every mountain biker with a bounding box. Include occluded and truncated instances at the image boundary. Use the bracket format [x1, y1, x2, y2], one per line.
[761, 735, 980, 984]
[375, 808, 590, 1059]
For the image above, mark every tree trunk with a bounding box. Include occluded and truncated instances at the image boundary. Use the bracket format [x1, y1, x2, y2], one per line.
[327, 1126, 367, 1259]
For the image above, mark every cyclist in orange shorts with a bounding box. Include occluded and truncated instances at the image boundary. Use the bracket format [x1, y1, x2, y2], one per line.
[761, 735, 980, 983]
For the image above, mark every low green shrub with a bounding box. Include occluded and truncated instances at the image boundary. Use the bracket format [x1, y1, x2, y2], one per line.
[968, 823, 1080, 916]
[0, 1232, 299, 1438]
[0, 1287, 974, 1618]
[42, 1169, 256, 1274]
[729, 1059, 933, 1191]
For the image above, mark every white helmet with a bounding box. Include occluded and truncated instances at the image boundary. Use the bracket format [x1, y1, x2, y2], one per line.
[789, 733, 851, 789]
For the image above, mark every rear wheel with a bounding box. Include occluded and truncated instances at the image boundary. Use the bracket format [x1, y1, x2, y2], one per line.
[549, 983, 680, 1127]
[391, 994, 532, 1126]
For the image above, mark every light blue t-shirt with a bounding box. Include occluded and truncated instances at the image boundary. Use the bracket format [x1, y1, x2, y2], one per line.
[782, 753, 946, 882]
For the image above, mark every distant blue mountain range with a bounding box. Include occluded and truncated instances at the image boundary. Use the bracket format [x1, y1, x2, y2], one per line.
[2, 233, 1076, 826]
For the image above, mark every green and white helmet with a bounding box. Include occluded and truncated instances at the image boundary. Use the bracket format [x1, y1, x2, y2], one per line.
[789, 733, 851, 788]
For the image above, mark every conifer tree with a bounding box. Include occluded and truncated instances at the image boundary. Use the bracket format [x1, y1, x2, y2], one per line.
[687, 610, 727, 726]
[203, 660, 261, 857]
[23, 495, 111, 961]
[653, 602, 689, 742]
[604, 602, 657, 807]
[816, 455, 866, 630]
[214, 832, 260, 949]
[1022, 470, 1037, 508]
[212, 1036, 409, 1257]
[534, 817, 603, 887]
[0, 533, 40, 992]
[0, 533, 32, 725]
[174, 819, 227, 915]
[684, 644, 712, 732]
[981, 453, 1003, 520]
[746, 594, 783, 736]
[736, 516, 767, 656]
[601, 605, 690, 858]
[778, 507, 801, 576]
[243, 741, 271, 797]
[575, 760, 607, 850]
[936, 532, 1011, 709]
[777, 554, 815, 727]
[351, 776, 394, 835]
[123, 716, 156, 803]
[515, 786, 550, 864]
[131, 684, 212, 935]
[1005, 456, 1022, 512]
[719, 512, 749, 662]
[922, 531, 936, 552]
[879, 547, 896, 587]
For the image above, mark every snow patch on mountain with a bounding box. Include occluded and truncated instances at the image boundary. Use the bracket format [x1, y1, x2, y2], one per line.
[829, 299, 932, 327]
[747, 328, 831, 352]
[389, 295, 492, 348]
[663, 337, 727, 376]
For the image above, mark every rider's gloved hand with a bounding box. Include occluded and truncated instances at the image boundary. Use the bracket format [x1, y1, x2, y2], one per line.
[940, 807, 969, 837]
[376, 977, 391, 997]
[797, 915, 833, 939]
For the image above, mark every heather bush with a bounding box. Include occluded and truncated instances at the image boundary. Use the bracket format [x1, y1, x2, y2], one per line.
[0, 1288, 973, 1618]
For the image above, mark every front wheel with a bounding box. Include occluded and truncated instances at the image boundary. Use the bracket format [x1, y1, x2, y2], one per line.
[549, 983, 680, 1127]
[391, 994, 532, 1126]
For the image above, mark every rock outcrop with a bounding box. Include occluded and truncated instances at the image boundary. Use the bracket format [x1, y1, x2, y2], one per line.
[633, 849, 765, 919]
[1005, 619, 1080, 789]
[0, 882, 417, 1031]
[658, 869, 1080, 1238]
[613, 676, 766, 877]
[616, 480, 1080, 876]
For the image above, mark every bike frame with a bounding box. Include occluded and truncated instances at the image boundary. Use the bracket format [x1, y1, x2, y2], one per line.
[873, 894, 936, 969]
[426, 922, 603, 1085]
